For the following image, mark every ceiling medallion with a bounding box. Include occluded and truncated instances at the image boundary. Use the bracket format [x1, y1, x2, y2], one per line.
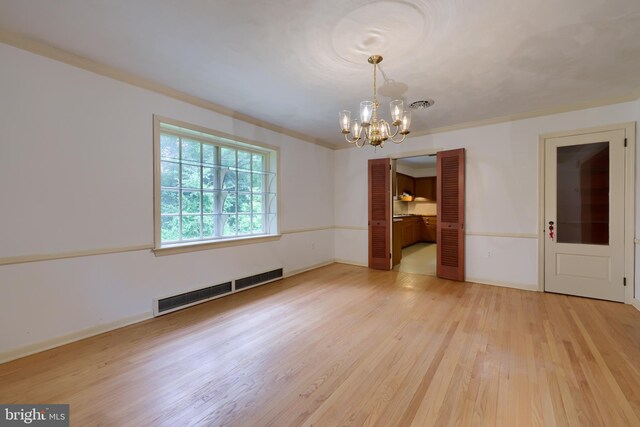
[339, 55, 411, 148]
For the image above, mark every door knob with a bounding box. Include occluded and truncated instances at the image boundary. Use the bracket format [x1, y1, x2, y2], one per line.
[548, 221, 554, 240]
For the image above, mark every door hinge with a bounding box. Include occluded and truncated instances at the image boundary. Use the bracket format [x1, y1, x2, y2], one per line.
[390, 253, 392, 259]
[624, 138, 627, 147]
[623, 277, 627, 286]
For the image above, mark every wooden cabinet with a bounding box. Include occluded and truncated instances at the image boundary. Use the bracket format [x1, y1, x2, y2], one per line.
[427, 216, 437, 242]
[396, 173, 415, 196]
[415, 176, 437, 201]
[401, 220, 411, 248]
[418, 216, 437, 243]
[399, 216, 422, 248]
[397, 215, 437, 248]
[396, 174, 436, 200]
[392, 221, 402, 266]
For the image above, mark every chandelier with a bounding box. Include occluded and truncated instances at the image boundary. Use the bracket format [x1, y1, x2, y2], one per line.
[339, 55, 411, 148]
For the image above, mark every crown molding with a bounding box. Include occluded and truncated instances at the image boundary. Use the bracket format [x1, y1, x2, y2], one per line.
[335, 91, 640, 150]
[0, 29, 337, 151]
[2, 29, 638, 152]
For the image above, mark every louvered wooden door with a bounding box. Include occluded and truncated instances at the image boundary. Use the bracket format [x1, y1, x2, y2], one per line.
[368, 158, 391, 270]
[437, 149, 465, 281]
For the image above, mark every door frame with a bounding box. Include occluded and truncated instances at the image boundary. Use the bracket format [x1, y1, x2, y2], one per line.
[389, 149, 442, 270]
[538, 122, 636, 303]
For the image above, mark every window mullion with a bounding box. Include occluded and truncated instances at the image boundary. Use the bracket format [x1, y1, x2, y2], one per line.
[178, 137, 183, 242]
[200, 142, 204, 240]
[158, 126, 276, 247]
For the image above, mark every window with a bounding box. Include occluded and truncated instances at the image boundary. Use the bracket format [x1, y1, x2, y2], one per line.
[154, 118, 278, 250]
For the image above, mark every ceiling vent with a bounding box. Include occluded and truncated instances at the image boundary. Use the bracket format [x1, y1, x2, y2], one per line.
[409, 99, 435, 109]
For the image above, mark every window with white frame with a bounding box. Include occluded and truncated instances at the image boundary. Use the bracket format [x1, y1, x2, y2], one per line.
[155, 120, 278, 247]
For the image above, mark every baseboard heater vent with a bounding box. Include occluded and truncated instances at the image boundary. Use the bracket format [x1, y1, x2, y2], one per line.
[235, 268, 283, 290]
[155, 281, 232, 316]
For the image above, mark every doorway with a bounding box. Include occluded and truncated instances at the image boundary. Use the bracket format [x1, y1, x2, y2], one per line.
[368, 149, 465, 281]
[392, 155, 438, 276]
[539, 123, 635, 303]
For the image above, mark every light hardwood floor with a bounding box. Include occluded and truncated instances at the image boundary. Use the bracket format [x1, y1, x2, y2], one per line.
[1, 263, 640, 426]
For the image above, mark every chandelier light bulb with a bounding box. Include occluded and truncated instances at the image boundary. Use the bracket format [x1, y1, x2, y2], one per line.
[390, 100, 403, 125]
[339, 110, 351, 134]
[352, 119, 362, 140]
[360, 101, 373, 126]
[339, 55, 416, 147]
[401, 110, 412, 134]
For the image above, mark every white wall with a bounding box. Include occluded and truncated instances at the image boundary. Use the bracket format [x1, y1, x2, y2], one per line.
[335, 101, 639, 291]
[0, 43, 335, 360]
[1, 40, 638, 361]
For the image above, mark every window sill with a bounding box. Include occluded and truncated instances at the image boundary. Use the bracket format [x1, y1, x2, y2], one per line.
[153, 234, 282, 256]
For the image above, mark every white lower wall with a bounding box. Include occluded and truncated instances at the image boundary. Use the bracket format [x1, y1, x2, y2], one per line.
[0, 40, 638, 362]
[0, 42, 335, 361]
[465, 236, 538, 290]
[334, 228, 367, 265]
[0, 231, 334, 361]
[334, 100, 640, 294]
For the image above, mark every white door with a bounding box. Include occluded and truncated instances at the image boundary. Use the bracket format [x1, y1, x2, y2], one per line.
[544, 129, 626, 302]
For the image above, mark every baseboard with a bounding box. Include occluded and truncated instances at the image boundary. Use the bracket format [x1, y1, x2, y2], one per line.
[465, 277, 539, 292]
[285, 260, 336, 278]
[632, 298, 640, 312]
[0, 312, 152, 365]
[333, 258, 368, 267]
[0, 260, 338, 365]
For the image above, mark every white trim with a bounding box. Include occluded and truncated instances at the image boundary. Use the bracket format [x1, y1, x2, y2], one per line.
[334, 258, 368, 267]
[388, 148, 442, 160]
[465, 231, 538, 239]
[153, 235, 282, 256]
[335, 98, 640, 150]
[0, 30, 334, 150]
[632, 298, 640, 312]
[0, 244, 153, 266]
[5, 30, 638, 154]
[0, 227, 336, 266]
[538, 122, 636, 302]
[153, 115, 282, 253]
[334, 225, 368, 231]
[466, 277, 539, 292]
[1, 259, 338, 364]
[281, 226, 333, 235]
[0, 312, 153, 365]
[284, 260, 335, 278]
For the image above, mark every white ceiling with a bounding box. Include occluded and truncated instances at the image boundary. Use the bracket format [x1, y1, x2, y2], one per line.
[397, 155, 437, 168]
[1, 0, 640, 147]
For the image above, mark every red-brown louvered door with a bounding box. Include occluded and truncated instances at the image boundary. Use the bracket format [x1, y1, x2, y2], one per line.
[368, 158, 391, 270]
[437, 149, 465, 281]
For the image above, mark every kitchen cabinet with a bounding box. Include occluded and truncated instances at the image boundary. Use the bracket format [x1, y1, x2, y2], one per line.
[415, 176, 437, 201]
[422, 216, 437, 243]
[399, 216, 421, 248]
[396, 215, 437, 248]
[400, 220, 410, 248]
[392, 220, 402, 266]
[396, 173, 415, 197]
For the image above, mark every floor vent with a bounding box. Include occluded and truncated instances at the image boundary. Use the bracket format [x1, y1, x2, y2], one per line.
[236, 268, 283, 290]
[155, 281, 232, 316]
